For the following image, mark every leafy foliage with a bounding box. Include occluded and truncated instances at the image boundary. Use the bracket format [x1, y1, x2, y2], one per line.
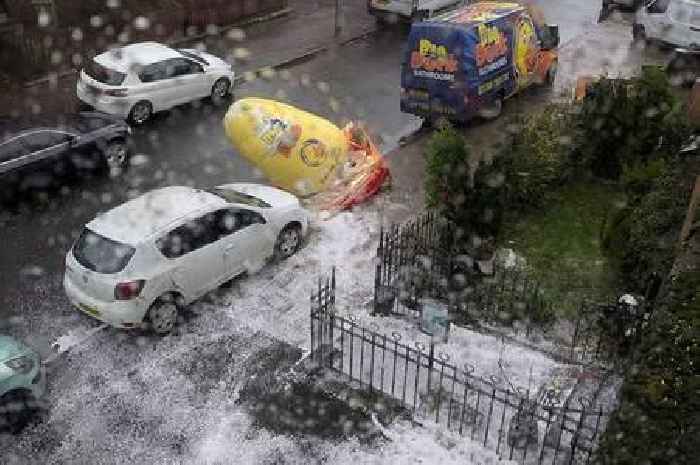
[499, 105, 573, 211]
[603, 161, 693, 293]
[573, 67, 691, 180]
[600, 269, 700, 465]
[424, 125, 505, 254]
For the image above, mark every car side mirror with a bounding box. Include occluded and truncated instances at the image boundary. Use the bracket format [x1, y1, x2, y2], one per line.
[542, 24, 560, 50]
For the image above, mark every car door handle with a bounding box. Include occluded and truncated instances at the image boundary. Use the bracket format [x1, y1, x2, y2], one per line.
[692, 27, 700, 32]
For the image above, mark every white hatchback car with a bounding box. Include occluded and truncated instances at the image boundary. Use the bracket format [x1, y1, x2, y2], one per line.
[63, 184, 309, 334]
[76, 42, 235, 125]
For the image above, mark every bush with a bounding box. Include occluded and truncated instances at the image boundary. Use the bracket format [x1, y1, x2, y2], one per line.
[574, 67, 691, 180]
[603, 165, 692, 293]
[498, 105, 572, 211]
[424, 125, 505, 254]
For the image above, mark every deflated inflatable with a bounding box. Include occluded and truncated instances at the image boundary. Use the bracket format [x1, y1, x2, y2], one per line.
[223, 98, 390, 213]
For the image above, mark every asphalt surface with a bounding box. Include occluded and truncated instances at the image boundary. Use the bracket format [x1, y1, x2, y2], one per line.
[0, 1, 659, 462]
[0, 0, 607, 322]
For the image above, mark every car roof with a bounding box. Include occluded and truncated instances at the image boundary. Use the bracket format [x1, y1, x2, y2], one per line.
[94, 42, 182, 72]
[0, 114, 77, 142]
[87, 186, 228, 245]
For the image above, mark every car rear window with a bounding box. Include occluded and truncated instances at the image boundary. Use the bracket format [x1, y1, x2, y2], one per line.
[84, 59, 126, 86]
[73, 228, 135, 274]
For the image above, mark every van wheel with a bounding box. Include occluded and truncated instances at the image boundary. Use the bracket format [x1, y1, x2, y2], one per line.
[477, 98, 503, 120]
[147, 298, 179, 335]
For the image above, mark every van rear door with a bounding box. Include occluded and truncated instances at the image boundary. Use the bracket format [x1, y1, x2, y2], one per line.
[400, 22, 468, 120]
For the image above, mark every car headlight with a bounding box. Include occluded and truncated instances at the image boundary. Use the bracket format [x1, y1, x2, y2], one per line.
[5, 355, 35, 375]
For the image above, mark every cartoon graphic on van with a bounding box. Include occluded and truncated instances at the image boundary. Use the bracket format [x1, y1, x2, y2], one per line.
[515, 15, 539, 89]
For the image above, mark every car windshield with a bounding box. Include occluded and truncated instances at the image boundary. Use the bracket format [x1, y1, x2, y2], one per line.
[84, 59, 126, 86]
[72, 228, 135, 274]
[207, 188, 271, 208]
[178, 49, 209, 66]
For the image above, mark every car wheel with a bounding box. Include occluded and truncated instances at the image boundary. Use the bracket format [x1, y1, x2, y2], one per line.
[211, 78, 231, 105]
[477, 98, 503, 120]
[147, 299, 179, 336]
[103, 139, 129, 172]
[128, 101, 153, 126]
[275, 224, 301, 260]
[0, 390, 34, 433]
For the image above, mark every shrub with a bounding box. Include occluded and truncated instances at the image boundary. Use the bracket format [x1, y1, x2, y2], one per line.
[424, 125, 471, 223]
[498, 105, 572, 211]
[574, 67, 691, 180]
[603, 165, 692, 293]
[424, 125, 505, 255]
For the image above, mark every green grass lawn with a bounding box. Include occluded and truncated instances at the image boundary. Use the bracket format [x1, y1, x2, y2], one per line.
[500, 182, 624, 317]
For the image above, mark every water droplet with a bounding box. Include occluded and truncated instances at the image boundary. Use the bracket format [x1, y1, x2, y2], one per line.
[90, 15, 103, 28]
[133, 16, 150, 30]
[227, 28, 246, 41]
[37, 11, 51, 27]
[130, 153, 150, 167]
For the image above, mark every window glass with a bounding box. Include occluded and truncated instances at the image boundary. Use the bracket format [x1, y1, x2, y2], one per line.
[648, 0, 671, 14]
[138, 62, 167, 83]
[0, 139, 27, 163]
[84, 59, 126, 85]
[165, 58, 201, 78]
[156, 214, 219, 259]
[207, 188, 272, 208]
[20, 131, 71, 152]
[237, 209, 267, 228]
[73, 229, 135, 274]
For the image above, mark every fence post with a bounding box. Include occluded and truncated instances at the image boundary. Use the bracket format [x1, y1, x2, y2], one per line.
[328, 270, 336, 369]
[310, 293, 315, 362]
[569, 400, 589, 465]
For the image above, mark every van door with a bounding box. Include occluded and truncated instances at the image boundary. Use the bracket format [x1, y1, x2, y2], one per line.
[514, 14, 540, 91]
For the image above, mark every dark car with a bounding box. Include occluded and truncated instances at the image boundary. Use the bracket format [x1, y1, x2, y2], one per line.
[0, 112, 131, 201]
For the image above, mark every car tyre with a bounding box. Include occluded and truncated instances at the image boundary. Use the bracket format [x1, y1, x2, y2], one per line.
[275, 224, 301, 260]
[0, 390, 34, 433]
[211, 78, 231, 106]
[147, 298, 179, 336]
[103, 139, 130, 172]
[128, 100, 153, 126]
[477, 98, 503, 120]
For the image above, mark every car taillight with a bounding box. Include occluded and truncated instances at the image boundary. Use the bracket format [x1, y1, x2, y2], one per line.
[115, 280, 144, 300]
[104, 88, 128, 97]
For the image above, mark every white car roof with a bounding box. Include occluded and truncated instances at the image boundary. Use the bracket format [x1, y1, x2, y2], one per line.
[94, 42, 182, 72]
[87, 186, 227, 245]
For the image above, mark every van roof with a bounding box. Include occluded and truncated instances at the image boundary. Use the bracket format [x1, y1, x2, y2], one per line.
[432, 2, 524, 27]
